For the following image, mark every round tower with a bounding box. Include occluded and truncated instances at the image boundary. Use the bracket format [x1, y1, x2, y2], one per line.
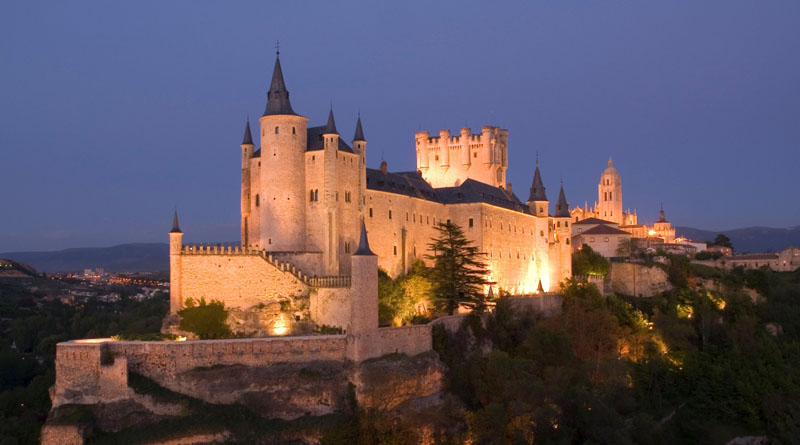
[168, 211, 183, 313]
[258, 53, 309, 251]
[240, 119, 254, 247]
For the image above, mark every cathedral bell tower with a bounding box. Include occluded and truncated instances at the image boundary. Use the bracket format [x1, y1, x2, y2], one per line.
[597, 157, 622, 224]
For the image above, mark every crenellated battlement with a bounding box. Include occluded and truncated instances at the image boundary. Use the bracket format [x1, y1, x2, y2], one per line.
[415, 125, 508, 188]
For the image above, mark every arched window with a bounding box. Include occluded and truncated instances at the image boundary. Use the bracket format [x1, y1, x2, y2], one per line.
[275, 126, 279, 134]
[310, 190, 314, 201]
[314, 189, 319, 201]
[292, 127, 296, 135]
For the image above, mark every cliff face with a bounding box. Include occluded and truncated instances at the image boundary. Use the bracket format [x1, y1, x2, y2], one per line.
[42, 351, 454, 444]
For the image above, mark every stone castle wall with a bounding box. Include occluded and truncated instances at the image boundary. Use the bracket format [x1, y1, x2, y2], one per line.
[377, 325, 432, 357]
[176, 248, 309, 310]
[609, 262, 672, 297]
[364, 190, 572, 294]
[53, 336, 349, 407]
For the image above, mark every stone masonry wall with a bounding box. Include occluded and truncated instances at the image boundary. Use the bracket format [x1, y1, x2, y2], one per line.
[377, 325, 432, 357]
[609, 262, 672, 297]
[179, 251, 308, 309]
[309, 287, 352, 330]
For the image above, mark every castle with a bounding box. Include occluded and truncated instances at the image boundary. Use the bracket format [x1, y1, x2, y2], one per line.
[168, 52, 573, 323]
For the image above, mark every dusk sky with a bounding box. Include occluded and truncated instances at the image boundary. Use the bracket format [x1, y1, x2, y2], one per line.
[2, 1, 799, 252]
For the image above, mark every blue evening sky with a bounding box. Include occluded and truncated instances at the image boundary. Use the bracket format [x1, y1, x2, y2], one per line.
[1, 1, 798, 251]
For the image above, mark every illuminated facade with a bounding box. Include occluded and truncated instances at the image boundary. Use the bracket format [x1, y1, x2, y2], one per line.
[571, 158, 675, 243]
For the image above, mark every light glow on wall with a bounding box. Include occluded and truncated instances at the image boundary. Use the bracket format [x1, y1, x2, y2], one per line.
[272, 313, 290, 336]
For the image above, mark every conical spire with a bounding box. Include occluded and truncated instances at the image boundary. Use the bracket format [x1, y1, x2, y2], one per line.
[537, 280, 544, 294]
[241, 118, 254, 146]
[170, 210, 182, 233]
[324, 106, 338, 134]
[262, 54, 297, 116]
[353, 221, 374, 256]
[608, 156, 613, 167]
[555, 185, 570, 217]
[658, 203, 666, 222]
[353, 113, 365, 141]
[528, 166, 547, 202]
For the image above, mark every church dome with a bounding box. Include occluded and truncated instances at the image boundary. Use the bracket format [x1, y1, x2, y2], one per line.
[603, 157, 619, 176]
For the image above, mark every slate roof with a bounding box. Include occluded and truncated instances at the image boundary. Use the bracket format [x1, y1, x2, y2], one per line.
[574, 225, 630, 236]
[528, 166, 547, 202]
[555, 186, 570, 217]
[262, 56, 297, 116]
[353, 115, 365, 141]
[573, 217, 617, 226]
[306, 126, 355, 153]
[353, 222, 375, 256]
[170, 210, 182, 233]
[366, 169, 527, 212]
[241, 119, 254, 146]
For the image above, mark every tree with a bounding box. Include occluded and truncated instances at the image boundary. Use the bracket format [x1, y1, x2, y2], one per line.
[572, 245, 609, 277]
[178, 298, 231, 339]
[710, 233, 733, 250]
[615, 237, 639, 259]
[426, 221, 489, 315]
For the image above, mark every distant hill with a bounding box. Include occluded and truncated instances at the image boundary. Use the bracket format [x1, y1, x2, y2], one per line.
[676, 226, 800, 253]
[0, 243, 169, 273]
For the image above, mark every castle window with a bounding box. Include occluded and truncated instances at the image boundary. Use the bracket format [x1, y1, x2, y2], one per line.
[474, 152, 477, 157]
[292, 127, 296, 135]
[604, 237, 609, 242]
[255, 194, 260, 206]
[369, 208, 373, 218]
[557, 222, 560, 227]
[275, 126, 279, 134]
[406, 212, 409, 221]
[469, 218, 473, 228]
[336, 192, 339, 201]
[609, 192, 612, 201]
[590, 237, 595, 242]
[388, 210, 392, 219]
[413, 214, 415, 222]
[539, 207, 543, 213]
[268, 238, 271, 244]
[565, 221, 569, 227]
[566, 239, 570, 245]
[393, 246, 397, 256]
[540, 230, 544, 236]
[345, 242, 350, 253]
[312, 155, 315, 161]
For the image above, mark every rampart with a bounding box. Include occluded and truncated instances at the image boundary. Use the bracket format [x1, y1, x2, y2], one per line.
[377, 325, 432, 357]
[53, 335, 348, 407]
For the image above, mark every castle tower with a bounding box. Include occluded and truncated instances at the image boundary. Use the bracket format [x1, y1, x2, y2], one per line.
[240, 119, 254, 247]
[352, 114, 367, 213]
[348, 222, 379, 361]
[321, 107, 341, 274]
[597, 157, 623, 224]
[527, 164, 549, 216]
[552, 183, 572, 286]
[414, 125, 508, 188]
[169, 211, 183, 313]
[258, 53, 309, 250]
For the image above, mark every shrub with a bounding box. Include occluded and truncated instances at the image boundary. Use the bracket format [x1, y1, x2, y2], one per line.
[178, 298, 231, 339]
[572, 245, 609, 277]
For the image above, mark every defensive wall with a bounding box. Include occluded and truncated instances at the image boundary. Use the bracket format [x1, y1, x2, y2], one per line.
[52, 325, 431, 408]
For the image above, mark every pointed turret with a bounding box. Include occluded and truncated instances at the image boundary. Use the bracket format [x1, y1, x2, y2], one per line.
[353, 221, 374, 256]
[528, 166, 547, 202]
[241, 119, 254, 146]
[262, 54, 297, 116]
[324, 106, 338, 135]
[170, 210, 182, 233]
[555, 185, 570, 217]
[353, 114, 365, 141]
[537, 280, 544, 294]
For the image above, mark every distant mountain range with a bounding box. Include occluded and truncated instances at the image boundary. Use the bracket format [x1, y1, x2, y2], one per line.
[1, 227, 798, 272]
[675, 226, 800, 253]
[0, 243, 169, 273]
